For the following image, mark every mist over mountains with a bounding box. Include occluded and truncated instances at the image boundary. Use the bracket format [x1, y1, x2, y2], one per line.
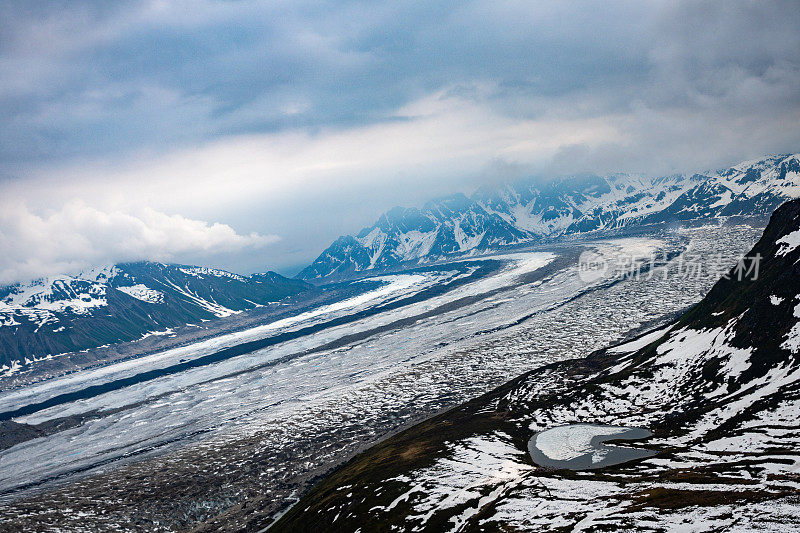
[299, 154, 800, 279]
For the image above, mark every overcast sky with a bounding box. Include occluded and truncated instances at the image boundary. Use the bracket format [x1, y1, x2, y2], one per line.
[1, 0, 799, 282]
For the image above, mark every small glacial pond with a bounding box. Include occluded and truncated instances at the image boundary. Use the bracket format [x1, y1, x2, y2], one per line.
[528, 424, 656, 470]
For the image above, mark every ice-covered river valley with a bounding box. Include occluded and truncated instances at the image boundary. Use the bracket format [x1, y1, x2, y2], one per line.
[0, 224, 763, 531]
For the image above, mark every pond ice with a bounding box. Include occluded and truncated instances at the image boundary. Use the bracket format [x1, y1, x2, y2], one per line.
[533, 424, 632, 462]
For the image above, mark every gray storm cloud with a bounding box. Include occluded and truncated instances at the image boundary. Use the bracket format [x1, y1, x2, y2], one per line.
[0, 0, 798, 278]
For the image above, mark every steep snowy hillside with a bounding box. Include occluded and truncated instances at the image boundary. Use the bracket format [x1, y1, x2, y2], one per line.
[0, 263, 311, 368]
[299, 154, 800, 279]
[298, 195, 529, 279]
[275, 197, 800, 532]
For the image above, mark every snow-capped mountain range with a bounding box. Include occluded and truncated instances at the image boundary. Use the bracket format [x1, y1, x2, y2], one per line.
[0, 263, 311, 368]
[298, 154, 800, 279]
[3, 153, 798, 367]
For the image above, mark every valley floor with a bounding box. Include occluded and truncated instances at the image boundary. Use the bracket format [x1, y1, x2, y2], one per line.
[0, 223, 762, 531]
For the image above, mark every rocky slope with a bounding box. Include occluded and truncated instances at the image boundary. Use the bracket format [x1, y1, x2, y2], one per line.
[0, 262, 311, 369]
[299, 154, 800, 279]
[274, 197, 800, 531]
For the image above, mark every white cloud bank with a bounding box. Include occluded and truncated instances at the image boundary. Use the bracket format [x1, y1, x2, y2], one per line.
[0, 201, 278, 285]
[17, 93, 623, 212]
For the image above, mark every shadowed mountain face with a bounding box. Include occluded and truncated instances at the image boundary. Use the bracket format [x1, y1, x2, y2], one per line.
[274, 198, 800, 531]
[298, 154, 800, 279]
[0, 263, 312, 368]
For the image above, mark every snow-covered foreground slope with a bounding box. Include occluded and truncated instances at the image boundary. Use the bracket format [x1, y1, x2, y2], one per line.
[0, 262, 312, 368]
[299, 153, 800, 279]
[0, 221, 761, 531]
[274, 200, 800, 532]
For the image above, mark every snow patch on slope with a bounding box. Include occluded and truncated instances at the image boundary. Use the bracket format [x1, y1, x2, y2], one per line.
[178, 267, 247, 281]
[776, 229, 800, 257]
[396, 230, 439, 261]
[116, 284, 164, 304]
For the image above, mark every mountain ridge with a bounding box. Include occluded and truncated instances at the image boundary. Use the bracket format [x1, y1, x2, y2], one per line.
[298, 153, 800, 279]
[0, 262, 312, 369]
